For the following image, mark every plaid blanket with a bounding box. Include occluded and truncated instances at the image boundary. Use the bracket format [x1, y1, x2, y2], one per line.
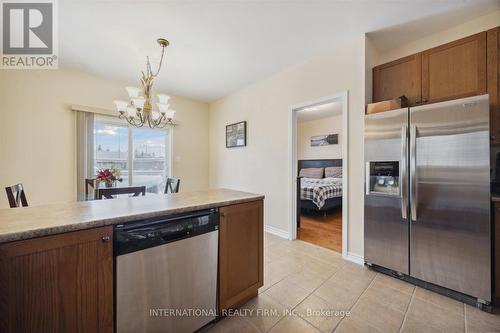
[300, 177, 342, 209]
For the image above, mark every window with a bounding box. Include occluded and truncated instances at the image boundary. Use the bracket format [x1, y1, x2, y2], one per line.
[94, 115, 170, 193]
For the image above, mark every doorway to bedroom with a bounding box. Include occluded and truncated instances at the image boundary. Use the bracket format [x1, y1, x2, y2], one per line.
[292, 95, 347, 253]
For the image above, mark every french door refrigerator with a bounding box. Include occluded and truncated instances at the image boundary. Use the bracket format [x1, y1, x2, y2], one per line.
[364, 94, 491, 306]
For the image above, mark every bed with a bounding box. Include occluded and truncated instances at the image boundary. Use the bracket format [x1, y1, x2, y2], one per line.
[297, 159, 343, 225]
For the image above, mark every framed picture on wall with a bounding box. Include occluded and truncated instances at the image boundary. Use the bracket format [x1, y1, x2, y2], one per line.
[226, 121, 247, 148]
[311, 134, 338, 146]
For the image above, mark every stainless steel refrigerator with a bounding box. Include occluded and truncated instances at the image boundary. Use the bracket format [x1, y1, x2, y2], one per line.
[364, 94, 491, 305]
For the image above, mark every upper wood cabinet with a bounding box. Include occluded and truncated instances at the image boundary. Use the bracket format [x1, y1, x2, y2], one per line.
[488, 27, 500, 144]
[218, 200, 263, 310]
[421, 32, 487, 104]
[372, 32, 489, 109]
[0, 226, 113, 333]
[373, 54, 422, 105]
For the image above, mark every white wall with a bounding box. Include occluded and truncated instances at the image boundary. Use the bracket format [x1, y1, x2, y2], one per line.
[297, 115, 342, 160]
[209, 36, 366, 257]
[0, 69, 209, 208]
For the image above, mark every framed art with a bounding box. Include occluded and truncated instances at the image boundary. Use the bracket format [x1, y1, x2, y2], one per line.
[226, 121, 247, 148]
[311, 134, 338, 146]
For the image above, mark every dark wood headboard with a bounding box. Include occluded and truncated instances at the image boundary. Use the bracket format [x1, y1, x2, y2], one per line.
[298, 159, 342, 176]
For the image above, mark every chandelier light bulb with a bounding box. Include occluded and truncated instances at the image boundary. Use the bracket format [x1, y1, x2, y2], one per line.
[164, 109, 176, 119]
[114, 100, 129, 112]
[132, 98, 146, 110]
[125, 86, 142, 98]
[157, 103, 170, 114]
[157, 94, 170, 104]
[126, 106, 136, 117]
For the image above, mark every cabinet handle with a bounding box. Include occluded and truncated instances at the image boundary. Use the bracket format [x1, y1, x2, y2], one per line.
[101, 235, 110, 242]
[422, 98, 428, 103]
[220, 213, 226, 218]
[491, 135, 496, 140]
[415, 100, 421, 104]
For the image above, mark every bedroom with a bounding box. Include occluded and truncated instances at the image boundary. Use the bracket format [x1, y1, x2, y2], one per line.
[295, 98, 344, 253]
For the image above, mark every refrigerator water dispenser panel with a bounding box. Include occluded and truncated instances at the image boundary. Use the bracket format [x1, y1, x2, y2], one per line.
[366, 161, 400, 196]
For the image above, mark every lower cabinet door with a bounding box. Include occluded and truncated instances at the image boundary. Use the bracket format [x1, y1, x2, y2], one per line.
[219, 200, 264, 310]
[0, 226, 113, 333]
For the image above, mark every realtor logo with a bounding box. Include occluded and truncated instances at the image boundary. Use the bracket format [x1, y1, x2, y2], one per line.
[1, 0, 58, 69]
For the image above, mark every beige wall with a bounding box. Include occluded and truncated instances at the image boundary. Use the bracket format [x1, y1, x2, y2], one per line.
[0, 69, 209, 209]
[297, 115, 342, 160]
[209, 36, 366, 257]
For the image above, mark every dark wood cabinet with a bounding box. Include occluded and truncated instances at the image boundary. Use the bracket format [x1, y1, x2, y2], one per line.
[218, 200, 263, 310]
[422, 32, 487, 104]
[488, 27, 500, 145]
[373, 54, 422, 105]
[0, 226, 113, 333]
[371, 32, 489, 108]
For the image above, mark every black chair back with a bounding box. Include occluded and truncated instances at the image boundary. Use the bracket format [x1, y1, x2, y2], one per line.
[5, 183, 28, 208]
[97, 186, 146, 200]
[165, 178, 180, 193]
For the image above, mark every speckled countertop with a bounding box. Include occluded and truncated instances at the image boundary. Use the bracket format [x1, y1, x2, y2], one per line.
[0, 188, 264, 244]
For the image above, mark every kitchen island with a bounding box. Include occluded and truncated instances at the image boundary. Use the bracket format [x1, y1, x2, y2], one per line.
[0, 188, 264, 333]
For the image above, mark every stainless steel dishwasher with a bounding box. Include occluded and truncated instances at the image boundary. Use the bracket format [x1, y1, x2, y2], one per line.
[114, 209, 219, 333]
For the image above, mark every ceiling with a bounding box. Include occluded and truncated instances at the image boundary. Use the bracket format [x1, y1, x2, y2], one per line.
[59, 1, 499, 102]
[297, 102, 342, 123]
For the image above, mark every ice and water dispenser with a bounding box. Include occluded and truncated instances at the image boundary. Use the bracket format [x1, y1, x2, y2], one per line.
[366, 161, 400, 196]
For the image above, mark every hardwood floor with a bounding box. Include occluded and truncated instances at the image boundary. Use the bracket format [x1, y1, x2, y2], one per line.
[297, 207, 342, 252]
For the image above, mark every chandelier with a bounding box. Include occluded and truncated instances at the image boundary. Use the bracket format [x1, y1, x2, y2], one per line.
[113, 38, 176, 128]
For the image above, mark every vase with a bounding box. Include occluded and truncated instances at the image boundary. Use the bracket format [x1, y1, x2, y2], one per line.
[105, 181, 114, 188]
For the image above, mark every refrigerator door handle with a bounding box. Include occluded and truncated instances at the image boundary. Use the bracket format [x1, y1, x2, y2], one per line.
[400, 125, 408, 220]
[410, 125, 417, 221]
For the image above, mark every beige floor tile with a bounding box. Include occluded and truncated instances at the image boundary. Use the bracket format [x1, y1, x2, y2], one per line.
[313, 279, 365, 310]
[329, 267, 375, 292]
[334, 317, 383, 333]
[260, 259, 296, 293]
[371, 273, 415, 295]
[264, 233, 288, 248]
[350, 297, 405, 333]
[261, 234, 473, 333]
[465, 305, 500, 333]
[265, 278, 311, 309]
[268, 315, 321, 333]
[414, 287, 464, 316]
[401, 298, 465, 333]
[301, 256, 339, 279]
[360, 282, 412, 313]
[295, 294, 345, 333]
[281, 269, 327, 293]
[240, 293, 286, 332]
[205, 316, 259, 333]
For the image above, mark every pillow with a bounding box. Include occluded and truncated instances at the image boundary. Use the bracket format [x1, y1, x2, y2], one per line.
[299, 168, 324, 179]
[325, 166, 342, 178]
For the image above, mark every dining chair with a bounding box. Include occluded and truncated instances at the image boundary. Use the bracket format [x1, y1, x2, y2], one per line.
[97, 186, 146, 200]
[164, 178, 180, 194]
[5, 183, 28, 208]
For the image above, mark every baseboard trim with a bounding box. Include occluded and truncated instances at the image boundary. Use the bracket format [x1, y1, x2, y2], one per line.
[344, 252, 364, 266]
[264, 225, 290, 240]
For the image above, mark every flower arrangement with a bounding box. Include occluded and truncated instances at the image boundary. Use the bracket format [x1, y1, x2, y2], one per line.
[96, 167, 123, 187]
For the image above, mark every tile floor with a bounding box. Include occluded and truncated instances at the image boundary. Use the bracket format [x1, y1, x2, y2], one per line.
[206, 233, 500, 333]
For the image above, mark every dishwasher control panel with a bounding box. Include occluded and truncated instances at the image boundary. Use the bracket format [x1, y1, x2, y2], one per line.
[114, 209, 219, 256]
